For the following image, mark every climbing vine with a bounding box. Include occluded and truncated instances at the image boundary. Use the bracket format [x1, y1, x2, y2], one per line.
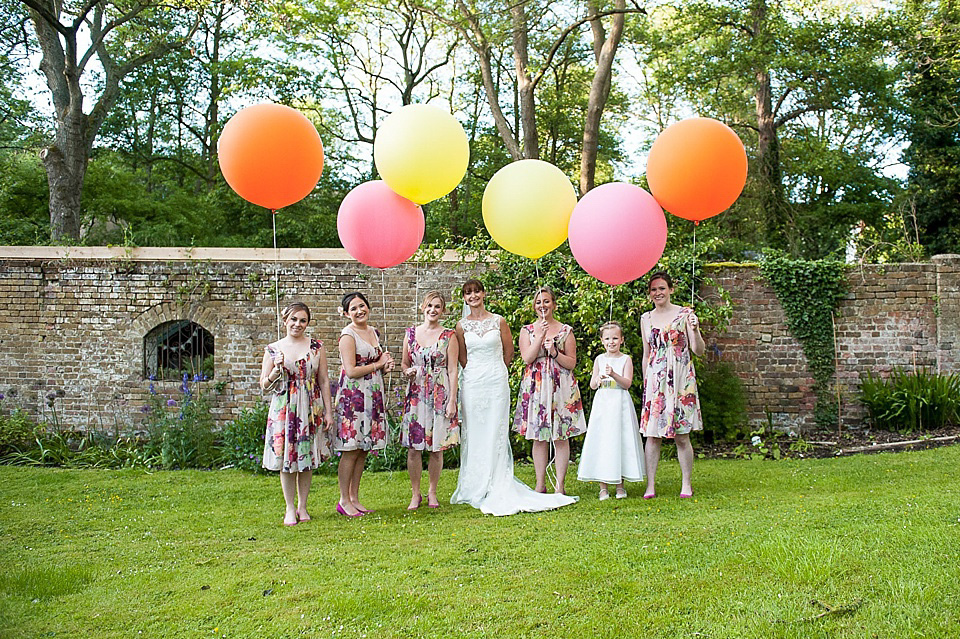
[759, 251, 848, 427]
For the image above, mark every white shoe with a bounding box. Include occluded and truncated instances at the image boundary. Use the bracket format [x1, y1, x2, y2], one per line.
[615, 487, 627, 499]
[598, 488, 610, 501]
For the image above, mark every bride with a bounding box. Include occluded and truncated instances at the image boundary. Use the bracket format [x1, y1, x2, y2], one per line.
[450, 279, 577, 516]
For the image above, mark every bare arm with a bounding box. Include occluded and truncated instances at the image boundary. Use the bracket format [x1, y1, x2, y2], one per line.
[640, 316, 651, 385]
[500, 318, 514, 367]
[455, 321, 467, 368]
[400, 332, 414, 377]
[589, 356, 602, 390]
[554, 329, 577, 371]
[518, 324, 544, 365]
[446, 335, 459, 419]
[315, 347, 334, 428]
[259, 347, 283, 390]
[338, 334, 388, 379]
[687, 312, 706, 357]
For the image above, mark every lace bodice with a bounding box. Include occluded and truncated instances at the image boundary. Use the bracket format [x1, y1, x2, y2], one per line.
[461, 315, 506, 375]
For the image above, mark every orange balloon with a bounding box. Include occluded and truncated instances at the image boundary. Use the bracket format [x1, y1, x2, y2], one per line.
[645, 118, 747, 222]
[218, 104, 324, 210]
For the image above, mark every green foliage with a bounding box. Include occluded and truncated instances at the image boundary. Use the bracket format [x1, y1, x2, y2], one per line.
[216, 404, 270, 473]
[694, 358, 749, 442]
[0, 564, 94, 601]
[0, 407, 37, 456]
[859, 367, 960, 433]
[759, 252, 848, 427]
[902, 0, 960, 256]
[140, 376, 217, 469]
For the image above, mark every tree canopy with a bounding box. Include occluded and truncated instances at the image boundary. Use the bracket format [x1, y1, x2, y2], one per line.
[1, 0, 956, 260]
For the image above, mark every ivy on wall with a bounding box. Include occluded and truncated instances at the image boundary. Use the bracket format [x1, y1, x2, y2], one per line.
[759, 251, 848, 427]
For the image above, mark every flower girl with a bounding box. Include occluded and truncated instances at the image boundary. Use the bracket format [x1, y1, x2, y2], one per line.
[577, 322, 645, 499]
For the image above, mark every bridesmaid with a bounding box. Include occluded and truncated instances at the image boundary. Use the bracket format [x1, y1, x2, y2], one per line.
[333, 291, 394, 517]
[259, 302, 334, 526]
[639, 271, 705, 499]
[400, 291, 460, 510]
[512, 286, 587, 494]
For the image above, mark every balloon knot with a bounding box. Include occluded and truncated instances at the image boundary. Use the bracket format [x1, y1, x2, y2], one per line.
[694, 220, 700, 226]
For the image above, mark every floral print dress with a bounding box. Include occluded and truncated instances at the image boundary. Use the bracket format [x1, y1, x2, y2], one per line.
[262, 338, 331, 472]
[334, 325, 387, 452]
[639, 307, 702, 438]
[512, 323, 587, 441]
[400, 327, 460, 451]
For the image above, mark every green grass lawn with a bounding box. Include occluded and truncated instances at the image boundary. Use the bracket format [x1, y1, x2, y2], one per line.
[1, 446, 959, 639]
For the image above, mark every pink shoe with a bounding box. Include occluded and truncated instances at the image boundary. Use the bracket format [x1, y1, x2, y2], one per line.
[679, 492, 694, 499]
[336, 502, 363, 518]
[407, 495, 423, 511]
[643, 492, 656, 500]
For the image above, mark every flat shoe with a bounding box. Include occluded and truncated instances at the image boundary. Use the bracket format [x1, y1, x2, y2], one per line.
[642, 492, 656, 500]
[598, 489, 610, 501]
[615, 488, 627, 499]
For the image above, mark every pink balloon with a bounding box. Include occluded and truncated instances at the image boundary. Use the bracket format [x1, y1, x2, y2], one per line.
[337, 181, 425, 268]
[568, 183, 667, 286]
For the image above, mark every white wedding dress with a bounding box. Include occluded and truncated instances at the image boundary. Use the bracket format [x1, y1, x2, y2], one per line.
[451, 315, 577, 516]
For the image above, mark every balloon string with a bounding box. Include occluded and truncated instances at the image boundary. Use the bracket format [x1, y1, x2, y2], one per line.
[272, 209, 280, 340]
[380, 268, 393, 403]
[691, 222, 697, 307]
[609, 286, 614, 322]
[535, 258, 541, 292]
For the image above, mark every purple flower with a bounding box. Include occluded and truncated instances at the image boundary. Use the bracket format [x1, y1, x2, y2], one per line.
[149, 383, 156, 395]
[166, 399, 177, 407]
[140, 405, 151, 413]
[45, 391, 57, 401]
[0, 393, 5, 400]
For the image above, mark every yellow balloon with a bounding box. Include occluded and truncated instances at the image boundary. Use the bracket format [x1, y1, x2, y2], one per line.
[374, 104, 470, 205]
[482, 160, 577, 259]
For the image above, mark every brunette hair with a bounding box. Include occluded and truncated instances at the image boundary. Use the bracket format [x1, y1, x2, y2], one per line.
[648, 271, 673, 290]
[340, 291, 370, 315]
[461, 279, 485, 295]
[421, 290, 447, 312]
[281, 302, 311, 322]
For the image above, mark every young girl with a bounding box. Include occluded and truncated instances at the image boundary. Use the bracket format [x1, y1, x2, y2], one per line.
[577, 322, 645, 499]
[513, 286, 586, 495]
[260, 302, 334, 526]
[333, 291, 394, 517]
[639, 271, 705, 499]
[400, 291, 459, 510]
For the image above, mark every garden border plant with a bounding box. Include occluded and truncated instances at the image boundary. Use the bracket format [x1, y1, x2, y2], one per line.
[759, 251, 848, 428]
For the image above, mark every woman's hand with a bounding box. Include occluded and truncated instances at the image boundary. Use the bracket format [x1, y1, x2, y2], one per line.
[379, 352, 395, 373]
[272, 350, 285, 372]
[688, 312, 700, 331]
[323, 409, 334, 432]
[445, 398, 457, 420]
[403, 366, 417, 379]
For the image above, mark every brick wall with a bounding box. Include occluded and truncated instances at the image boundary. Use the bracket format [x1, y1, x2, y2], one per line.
[0, 247, 957, 432]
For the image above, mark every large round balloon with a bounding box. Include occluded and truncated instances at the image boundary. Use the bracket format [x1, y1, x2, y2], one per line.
[374, 104, 469, 205]
[482, 160, 577, 259]
[645, 118, 747, 222]
[218, 104, 324, 210]
[568, 183, 667, 286]
[337, 181, 425, 269]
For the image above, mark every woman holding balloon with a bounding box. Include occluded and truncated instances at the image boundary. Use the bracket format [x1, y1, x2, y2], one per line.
[333, 292, 394, 517]
[512, 287, 586, 495]
[259, 302, 334, 526]
[639, 272, 705, 499]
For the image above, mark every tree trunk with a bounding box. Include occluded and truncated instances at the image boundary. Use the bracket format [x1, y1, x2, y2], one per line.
[580, 0, 625, 194]
[511, 2, 539, 159]
[751, 0, 788, 249]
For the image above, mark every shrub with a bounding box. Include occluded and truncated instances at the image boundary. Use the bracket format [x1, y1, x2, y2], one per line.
[0, 408, 38, 455]
[141, 374, 217, 469]
[695, 358, 749, 442]
[216, 404, 269, 473]
[859, 367, 960, 433]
